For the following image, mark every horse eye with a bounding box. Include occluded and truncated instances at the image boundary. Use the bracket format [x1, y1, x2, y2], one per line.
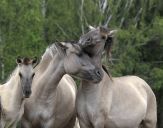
[101, 35, 106, 40]
[19, 73, 22, 78]
[32, 73, 35, 78]
[86, 37, 91, 42]
[81, 63, 87, 66]
[78, 52, 83, 57]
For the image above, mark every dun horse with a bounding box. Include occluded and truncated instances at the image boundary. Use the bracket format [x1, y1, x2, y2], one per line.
[0, 57, 37, 128]
[21, 42, 102, 128]
[76, 26, 157, 128]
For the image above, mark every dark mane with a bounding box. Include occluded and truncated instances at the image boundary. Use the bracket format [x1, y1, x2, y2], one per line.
[102, 65, 112, 79]
[104, 36, 113, 57]
[102, 65, 109, 75]
[64, 40, 77, 44]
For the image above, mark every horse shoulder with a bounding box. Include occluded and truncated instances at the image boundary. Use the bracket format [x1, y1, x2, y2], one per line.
[59, 74, 77, 98]
[123, 75, 156, 101]
[57, 74, 76, 111]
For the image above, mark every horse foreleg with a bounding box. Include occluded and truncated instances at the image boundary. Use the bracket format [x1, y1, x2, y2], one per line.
[78, 120, 90, 128]
[63, 115, 76, 128]
[20, 118, 31, 128]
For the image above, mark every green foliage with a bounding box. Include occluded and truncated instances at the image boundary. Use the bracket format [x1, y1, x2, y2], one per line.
[0, 0, 162, 89]
[150, 68, 163, 89]
[0, 0, 163, 126]
[0, 0, 46, 82]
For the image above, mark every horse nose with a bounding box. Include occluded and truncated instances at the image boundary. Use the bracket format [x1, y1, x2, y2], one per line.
[95, 69, 102, 78]
[25, 90, 31, 98]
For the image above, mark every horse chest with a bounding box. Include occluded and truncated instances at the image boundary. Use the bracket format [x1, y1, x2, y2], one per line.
[34, 103, 54, 120]
[77, 92, 106, 127]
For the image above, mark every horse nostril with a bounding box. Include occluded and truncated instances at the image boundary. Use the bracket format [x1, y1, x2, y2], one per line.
[25, 90, 31, 97]
[96, 70, 101, 77]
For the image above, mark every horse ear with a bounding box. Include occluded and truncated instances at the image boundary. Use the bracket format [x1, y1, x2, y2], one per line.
[54, 42, 68, 57]
[108, 30, 117, 37]
[31, 57, 38, 68]
[16, 56, 22, 65]
[60, 42, 71, 49]
[60, 42, 81, 55]
[88, 25, 96, 31]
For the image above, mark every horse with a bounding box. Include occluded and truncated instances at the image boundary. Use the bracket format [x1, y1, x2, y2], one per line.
[76, 26, 157, 128]
[0, 57, 37, 128]
[21, 42, 102, 128]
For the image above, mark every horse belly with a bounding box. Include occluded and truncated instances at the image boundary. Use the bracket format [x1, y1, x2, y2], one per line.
[104, 78, 148, 128]
[105, 101, 147, 128]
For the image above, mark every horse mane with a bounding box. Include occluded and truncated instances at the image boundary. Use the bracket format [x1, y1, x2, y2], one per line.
[102, 65, 112, 79]
[63, 40, 76, 44]
[102, 65, 109, 74]
[45, 41, 78, 58]
[41, 41, 77, 60]
[4, 67, 19, 84]
[41, 43, 58, 60]
[104, 36, 113, 59]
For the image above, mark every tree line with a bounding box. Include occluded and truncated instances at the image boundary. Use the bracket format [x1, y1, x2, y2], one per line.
[0, 0, 163, 127]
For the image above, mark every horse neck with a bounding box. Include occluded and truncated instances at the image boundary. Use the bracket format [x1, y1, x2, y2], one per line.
[79, 71, 111, 108]
[81, 70, 107, 90]
[7, 73, 24, 110]
[93, 55, 102, 67]
[33, 53, 65, 101]
[80, 52, 108, 95]
[34, 53, 52, 74]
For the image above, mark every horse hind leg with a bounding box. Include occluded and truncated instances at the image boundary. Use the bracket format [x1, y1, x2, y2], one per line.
[140, 108, 157, 128]
[141, 118, 157, 128]
[141, 95, 157, 127]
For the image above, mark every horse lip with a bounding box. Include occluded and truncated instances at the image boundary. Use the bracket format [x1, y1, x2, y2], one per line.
[25, 96, 30, 98]
[23, 90, 31, 98]
[24, 94, 31, 98]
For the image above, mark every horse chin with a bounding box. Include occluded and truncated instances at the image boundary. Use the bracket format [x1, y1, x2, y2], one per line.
[74, 74, 102, 83]
[24, 95, 30, 98]
[23, 93, 31, 98]
[91, 78, 102, 83]
[83, 76, 102, 83]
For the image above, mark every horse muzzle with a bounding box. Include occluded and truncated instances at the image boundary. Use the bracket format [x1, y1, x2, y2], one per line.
[89, 69, 103, 83]
[23, 89, 32, 98]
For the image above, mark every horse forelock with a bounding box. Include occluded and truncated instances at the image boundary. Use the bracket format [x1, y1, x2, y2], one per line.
[22, 57, 31, 65]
